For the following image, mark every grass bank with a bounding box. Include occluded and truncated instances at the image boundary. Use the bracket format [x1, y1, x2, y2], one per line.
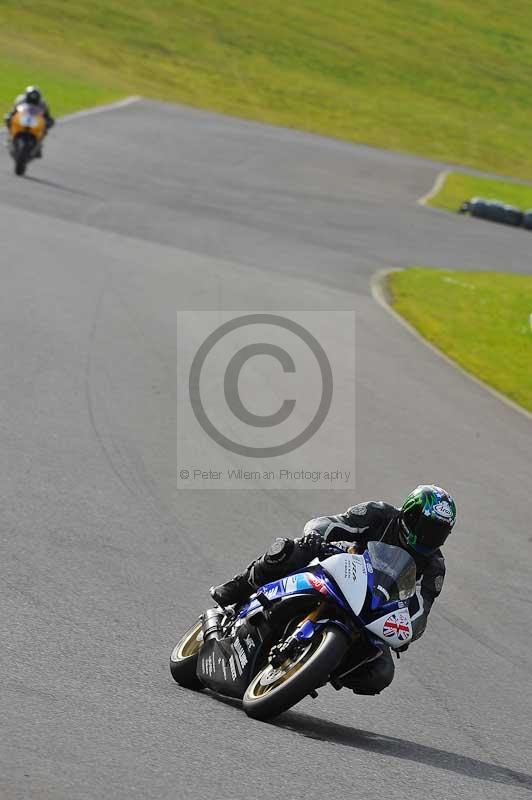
[427, 172, 532, 213]
[388, 268, 532, 412]
[0, 52, 121, 119]
[2, 2, 532, 177]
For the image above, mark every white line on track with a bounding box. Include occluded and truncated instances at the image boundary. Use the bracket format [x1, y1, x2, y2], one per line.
[418, 169, 450, 206]
[371, 268, 532, 421]
[60, 95, 142, 123]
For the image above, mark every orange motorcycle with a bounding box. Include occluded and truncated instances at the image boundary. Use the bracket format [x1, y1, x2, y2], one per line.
[7, 103, 47, 176]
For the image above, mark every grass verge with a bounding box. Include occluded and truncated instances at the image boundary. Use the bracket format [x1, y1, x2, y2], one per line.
[388, 268, 532, 412]
[427, 172, 532, 213]
[2, 2, 532, 176]
[0, 53, 124, 119]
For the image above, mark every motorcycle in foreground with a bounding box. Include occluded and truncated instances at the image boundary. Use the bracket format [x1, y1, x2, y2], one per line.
[170, 541, 417, 720]
[6, 103, 46, 176]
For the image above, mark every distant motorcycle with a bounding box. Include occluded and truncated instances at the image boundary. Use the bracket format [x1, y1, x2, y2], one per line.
[7, 103, 47, 176]
[170, 541, 417, 720]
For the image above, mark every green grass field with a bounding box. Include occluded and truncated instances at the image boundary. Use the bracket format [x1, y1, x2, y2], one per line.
[389, 269, 532, 412]
[428, 172, 532, 212]
[3, 1, 532, 177]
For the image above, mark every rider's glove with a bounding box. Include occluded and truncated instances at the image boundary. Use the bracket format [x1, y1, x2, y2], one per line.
[294, 530, 323, 557]
[319, 540, 359, 557]
[331, 540, 358, 553]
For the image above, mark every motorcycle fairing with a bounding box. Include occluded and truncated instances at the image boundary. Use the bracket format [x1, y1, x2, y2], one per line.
[238, 556, 405, 638]
[319, 554, 407, 635]
[238, 567, 349, 620]
[10, 104, 46, 140]
[319, 553, 368, 616]
[196, 618, 265, 699]
[364, 608, 413, 649]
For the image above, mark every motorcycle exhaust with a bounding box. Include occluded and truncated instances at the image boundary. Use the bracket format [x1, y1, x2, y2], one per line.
[201, 608, 224, 641]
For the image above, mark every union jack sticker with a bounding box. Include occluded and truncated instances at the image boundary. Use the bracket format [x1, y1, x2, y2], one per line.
[382, 612, 410, 641]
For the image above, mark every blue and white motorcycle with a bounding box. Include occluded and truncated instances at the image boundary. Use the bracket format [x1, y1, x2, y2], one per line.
[170, 541, 416, 720]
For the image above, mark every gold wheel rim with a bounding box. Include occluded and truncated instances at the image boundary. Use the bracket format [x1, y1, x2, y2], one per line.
[173, 620, 203, 661]
[247, 631, 325, 699]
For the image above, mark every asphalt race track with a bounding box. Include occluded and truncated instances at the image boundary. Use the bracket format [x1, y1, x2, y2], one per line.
[1, 99, 531, 800]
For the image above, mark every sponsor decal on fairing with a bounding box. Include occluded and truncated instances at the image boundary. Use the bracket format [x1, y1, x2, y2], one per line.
[308, 573, 329, 595]
[233, 639, 249, 670]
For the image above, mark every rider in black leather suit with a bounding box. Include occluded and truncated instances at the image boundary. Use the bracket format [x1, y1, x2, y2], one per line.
[211, 485, 456, 695]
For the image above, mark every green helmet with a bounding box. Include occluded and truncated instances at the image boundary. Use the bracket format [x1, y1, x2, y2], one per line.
[400, 485, 456, 555]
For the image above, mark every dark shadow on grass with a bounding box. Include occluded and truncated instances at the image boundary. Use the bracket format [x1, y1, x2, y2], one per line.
[24, 175, 97, 198]
[272, 710, 532, 792]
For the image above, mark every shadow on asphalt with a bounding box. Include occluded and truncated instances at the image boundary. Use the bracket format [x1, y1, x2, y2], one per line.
[24, 175, 97, 198]
[273, 711, 532, 792]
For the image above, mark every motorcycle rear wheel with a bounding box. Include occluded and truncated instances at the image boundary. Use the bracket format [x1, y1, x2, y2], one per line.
[243, 625, 348, 721]
[169, 619, 204, 690]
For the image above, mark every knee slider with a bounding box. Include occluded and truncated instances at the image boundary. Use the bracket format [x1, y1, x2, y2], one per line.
[344, 649, 395, 694]
[367, 653, 395, 690]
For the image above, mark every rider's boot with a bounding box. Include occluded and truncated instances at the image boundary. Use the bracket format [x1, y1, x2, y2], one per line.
[210, 537, 303, 608]
[210, 571, 254, 608]
[35, 143, 43, 158]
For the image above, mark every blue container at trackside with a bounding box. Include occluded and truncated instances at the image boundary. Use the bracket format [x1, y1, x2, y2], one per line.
[522, 210, 532, 230]
[461, 197, 524, 227]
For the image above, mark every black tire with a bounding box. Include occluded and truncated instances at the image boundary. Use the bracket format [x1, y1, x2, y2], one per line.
[14, 138, 30, 176]
[169, 619, 204, 690]
[15, 154, 27, 176]
[243, 625, 349, 721]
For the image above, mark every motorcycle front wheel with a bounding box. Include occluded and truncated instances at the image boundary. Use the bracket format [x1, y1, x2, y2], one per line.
[15, 152, 27, 176]
[169, 619, 204, 690]
[14, 137, 32, 176]
[243, 625, 348, 721]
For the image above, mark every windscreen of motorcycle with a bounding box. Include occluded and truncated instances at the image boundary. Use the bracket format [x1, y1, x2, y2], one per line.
[366, 541, 416, 602]
[321, 553, 368, 616]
